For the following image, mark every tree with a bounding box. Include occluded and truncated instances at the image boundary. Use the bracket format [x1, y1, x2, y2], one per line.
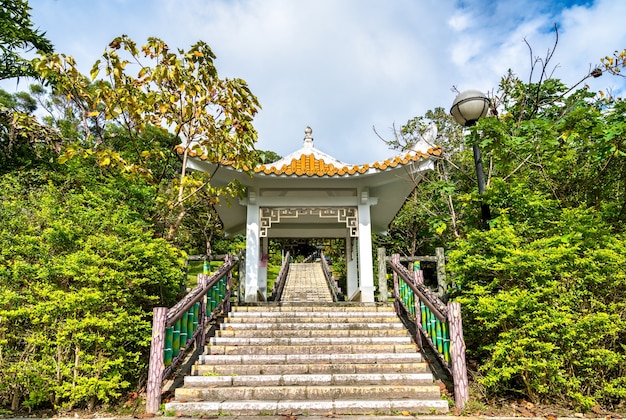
[0, 0, 53, 80]
[377, 107, 477, 256]
[0, 87, 62, 173]
[447, 67, 626, 409]
[34, 35, 261, 245]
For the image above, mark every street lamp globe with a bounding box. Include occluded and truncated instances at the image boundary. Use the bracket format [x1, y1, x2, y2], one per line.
[450, 89, 491, 229]
[450, 90, 489, 127]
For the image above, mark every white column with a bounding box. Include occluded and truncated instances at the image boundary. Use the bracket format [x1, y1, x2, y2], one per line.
[346, 236, 358, 299]
[358, 198, 375, 302]
[244, 199, 260, 302]
[258, 236, 269, 299]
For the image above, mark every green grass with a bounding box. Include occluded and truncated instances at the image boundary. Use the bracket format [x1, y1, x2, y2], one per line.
[186, 260, 223, 287]
[267, 263, 281, 292]
[186, 260, 282, 293]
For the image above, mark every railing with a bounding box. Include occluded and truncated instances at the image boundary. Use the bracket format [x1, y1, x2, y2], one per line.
[388, 253, 469, 410]
[268, 252, 290, 301]
[377, 247, 447, 300]
[320, 252, 344, 302]
[145, 254, 238, 414]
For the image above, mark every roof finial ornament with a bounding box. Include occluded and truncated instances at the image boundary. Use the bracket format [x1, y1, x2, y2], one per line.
[303, 126, 314, 149]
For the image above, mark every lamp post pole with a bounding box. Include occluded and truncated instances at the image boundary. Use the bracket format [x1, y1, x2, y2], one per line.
[450, 90, 491, 229]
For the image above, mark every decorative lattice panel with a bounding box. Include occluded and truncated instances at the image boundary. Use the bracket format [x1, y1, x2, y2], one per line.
[259, 207, 358, 237]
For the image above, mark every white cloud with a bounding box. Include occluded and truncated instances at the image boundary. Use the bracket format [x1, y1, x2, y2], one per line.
[448, 13, 472, 32]
[5, 0, 626, 163]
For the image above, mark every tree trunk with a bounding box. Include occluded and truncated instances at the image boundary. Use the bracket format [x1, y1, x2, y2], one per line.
[11, 390, 20, 412]
[166, 208, 186, 242]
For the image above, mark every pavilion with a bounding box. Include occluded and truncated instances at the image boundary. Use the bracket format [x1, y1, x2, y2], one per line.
[186, 127, 440, 302]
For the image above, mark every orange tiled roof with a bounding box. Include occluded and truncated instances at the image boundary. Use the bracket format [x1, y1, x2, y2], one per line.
[254, 147, 441, 177]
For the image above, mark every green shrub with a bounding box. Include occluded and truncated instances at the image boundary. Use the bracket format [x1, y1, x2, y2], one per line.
[0, 173, 185, 411]
[449, 208, 626, 410]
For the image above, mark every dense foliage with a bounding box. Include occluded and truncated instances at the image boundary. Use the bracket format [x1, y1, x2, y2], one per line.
[0, 0, 53, 80]
[450, 209, 626, 409]
[0, 167, 186, 411]
[3, 0, 626, 414]
[33, 35, 260, 245]
[0, 2, 260, 411]
[384, 57, 626, 410]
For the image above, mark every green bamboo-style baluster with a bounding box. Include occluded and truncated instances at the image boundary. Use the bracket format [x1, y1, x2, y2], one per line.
[186, 307, 194, 342]
[429, 310, 437, 341]
[210, 286, 217, 312]
[442, 321, 451, 363]
[180, 312, 188, 346]
[426, 308, 433, 338]
[406, 284, 413, 314]
[403, 281, 408, 307]
[172, 318, 181, 357]
[164, 326, 173, 366]
[420, 301, 427, 332]
[435, 319, 444, 353]
[405, 285, 411, 313]
[193, 302, 199, 333]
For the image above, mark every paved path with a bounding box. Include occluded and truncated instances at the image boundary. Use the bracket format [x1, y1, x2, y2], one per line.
[49, 416, 616, 420]
[280, 262, 333, 302]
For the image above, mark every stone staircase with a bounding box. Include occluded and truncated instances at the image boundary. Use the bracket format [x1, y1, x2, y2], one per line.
[164, 263, 449, 416]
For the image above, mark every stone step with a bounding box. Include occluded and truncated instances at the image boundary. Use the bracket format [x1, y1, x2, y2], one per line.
[205, 343, 419, 355]
[174, 384, 443, 401]
[209, 335, 412, 346]
[184, 372, 435, 387]
[281, 295, 333, 302]
[221, 321, 405, 330]
[197, 352, 424, 365]
[225, 316, 401, 324]
[166, 398, 449, 416]
[228, 310, 396, 318]
[231, 303, 395, 312]
[165, 261, 447, 417]
[192, 361, 430, 376]
[217, 327, 409, 338]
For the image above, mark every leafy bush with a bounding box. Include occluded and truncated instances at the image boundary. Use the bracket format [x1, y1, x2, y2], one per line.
[449, 208, 626, 409]
[0, 172, 185, 411]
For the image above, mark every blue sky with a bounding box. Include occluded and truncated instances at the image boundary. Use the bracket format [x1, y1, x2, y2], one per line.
[7, 0, 626, 163]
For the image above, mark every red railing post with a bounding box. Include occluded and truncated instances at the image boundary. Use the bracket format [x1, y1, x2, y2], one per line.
[448, 301, 469, 410]
[146, 307, 167, 414]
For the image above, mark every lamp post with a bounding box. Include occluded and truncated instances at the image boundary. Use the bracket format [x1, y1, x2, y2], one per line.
[450, 90, 491, 229]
